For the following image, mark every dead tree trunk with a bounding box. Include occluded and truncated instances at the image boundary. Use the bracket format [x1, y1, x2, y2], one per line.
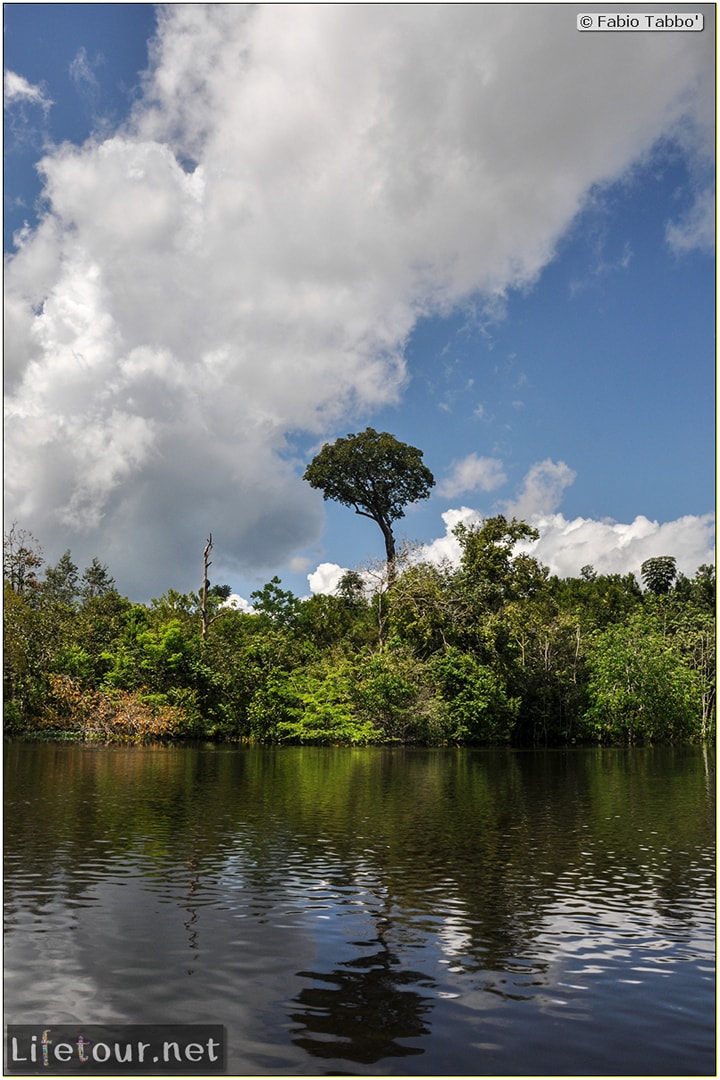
[201, 534, 213, 639]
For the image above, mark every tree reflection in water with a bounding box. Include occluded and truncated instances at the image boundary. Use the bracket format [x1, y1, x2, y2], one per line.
[291, 936, 435, 1064]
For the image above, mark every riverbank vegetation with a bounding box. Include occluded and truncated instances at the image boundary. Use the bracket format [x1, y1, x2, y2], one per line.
[3, 519, 715, 747]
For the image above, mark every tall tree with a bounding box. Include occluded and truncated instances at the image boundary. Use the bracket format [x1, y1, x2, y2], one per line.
[81, 557, 116, 599]
[454, 515, 546, 611]
[250, 576, 302, 628]
[42, 550, 80, 606]
[303, 428, 435, 578]
[641, 556, 677, 595]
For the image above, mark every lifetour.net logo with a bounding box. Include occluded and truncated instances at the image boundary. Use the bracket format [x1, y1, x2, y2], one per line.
[5, 1026, 225, 1075]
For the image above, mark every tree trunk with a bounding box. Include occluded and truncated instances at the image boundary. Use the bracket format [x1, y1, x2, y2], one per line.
[380, 521, 396, 583]
[201, 534, 213, 639]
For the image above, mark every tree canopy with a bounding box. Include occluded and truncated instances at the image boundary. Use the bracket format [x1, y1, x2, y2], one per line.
[3, 521, 715, 748]
[641, 556, 677, 595]
[303, 428, 435, 571]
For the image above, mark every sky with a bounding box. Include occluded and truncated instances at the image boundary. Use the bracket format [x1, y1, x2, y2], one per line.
[4, 3, 716, 605]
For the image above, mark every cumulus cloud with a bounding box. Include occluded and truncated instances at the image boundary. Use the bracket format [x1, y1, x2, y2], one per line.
[4, 6, 714, 597]
[524, 512, 715, 580]
[437, 454, 507, 499]
[307, 562, 348, 597]
[418, 504, 714, 582]
[414, 459, 714, 582]
[308, 561, 384, 599]
[502, 460, 577, 520]
[418, 507, 484, 569]
[221, 594, 255, 615]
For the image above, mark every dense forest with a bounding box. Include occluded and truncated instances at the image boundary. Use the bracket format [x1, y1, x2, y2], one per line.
[3, 517, 715, 747]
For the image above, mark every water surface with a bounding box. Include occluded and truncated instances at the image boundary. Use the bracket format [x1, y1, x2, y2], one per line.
[4, 743, 715, 1075]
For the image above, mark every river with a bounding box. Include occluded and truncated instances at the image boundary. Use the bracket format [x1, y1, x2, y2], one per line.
[3, 742, 715, 1075]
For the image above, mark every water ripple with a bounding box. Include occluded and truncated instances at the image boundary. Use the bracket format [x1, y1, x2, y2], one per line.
[4, 743, 715, 1076]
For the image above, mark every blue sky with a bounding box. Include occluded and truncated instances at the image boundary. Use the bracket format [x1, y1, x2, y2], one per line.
[4, 4, 715, 603]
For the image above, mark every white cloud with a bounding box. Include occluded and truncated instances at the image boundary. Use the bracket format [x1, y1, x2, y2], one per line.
[419, 507, 484, 568]
[419, 506, 714, 582]
[503, 460, 577, 519]
[4, 6, 713, 597]
[437, 454, 507, 499]
[666, 186, 715, 254]
[4, 70, 53, 112]
[307, 560, 385, 599]
[221, 594, 254, 615]
[418, 459, 714, 581]
[69, 47, 101, 92]
[524, 512, 715, 580]
[307, 562, 348, 597]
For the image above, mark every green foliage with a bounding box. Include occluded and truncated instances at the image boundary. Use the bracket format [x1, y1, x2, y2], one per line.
[296, 591, 375, 650]
[641, 555, 677, 595]
[673, 563, 716, 612]
[250, 576, 302, 627]
[42, 550, 80, 606]
[387, 561, 456, 657]
[3, 582, 50, 728]
[350, 649, 422, 741]
[431, 646, 518, 743]
[81, 557, 116, 599]
[201, 612, 269, 738]
[549, 570, 643, 630]
[336, 570, 367, 607]
[73, 591, 133, 685]
[454, 516, 546, 612]
[584, 614, 703, 744]
[504, 601, 587, 745]
[3, 525, 714, 747]
[149, 589, 198, 628]
[304, 427, 435, 526]
[277, 663, 383, 746]
[208, 583, 232, 601]
[303, 427, 435, 565]
[137, 620, 197, 689]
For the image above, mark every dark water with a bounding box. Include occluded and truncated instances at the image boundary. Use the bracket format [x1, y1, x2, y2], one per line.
[4, 742, 715, 1076]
